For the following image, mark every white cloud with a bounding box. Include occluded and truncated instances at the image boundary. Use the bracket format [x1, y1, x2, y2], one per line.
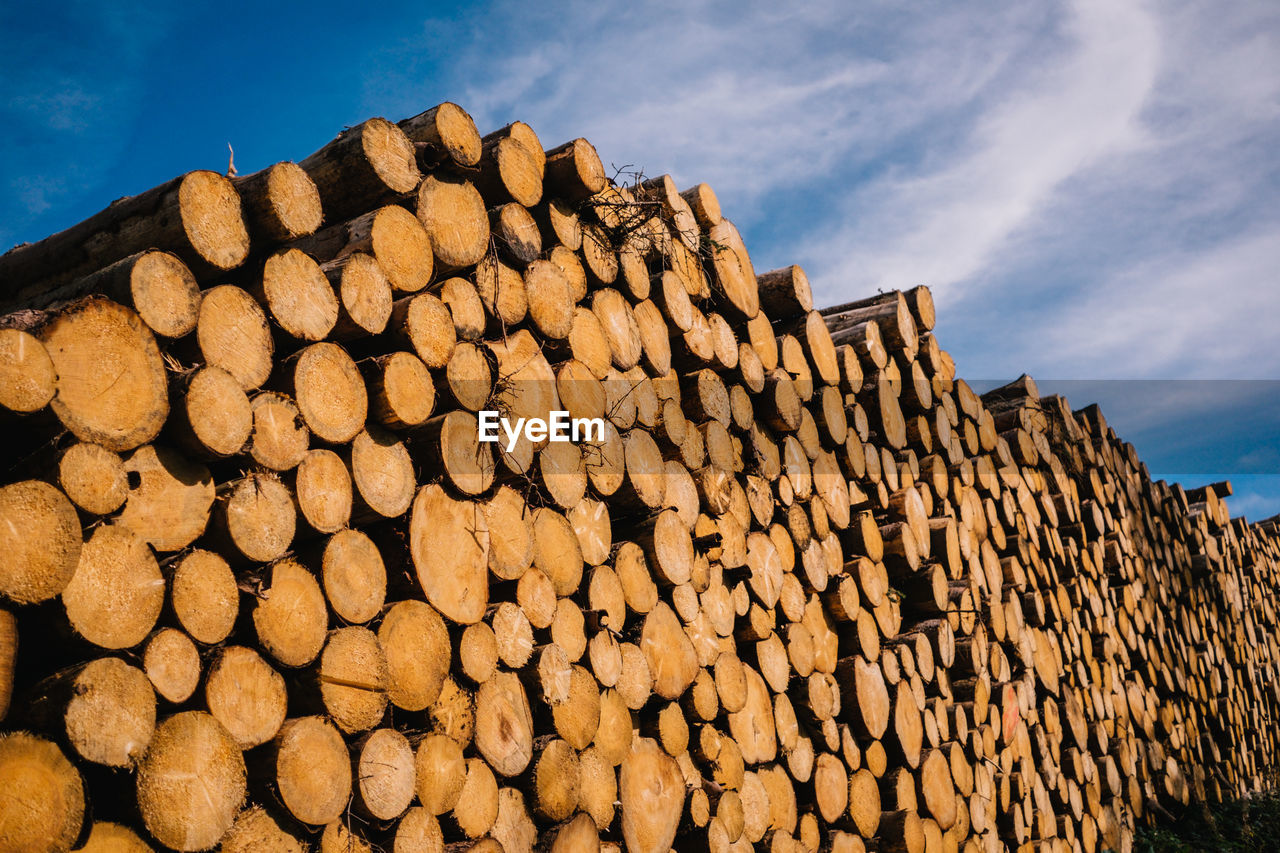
[1035, 227, 1280, 378]
[804, 0, 1160, 303]
[374, 0, 1053, 220]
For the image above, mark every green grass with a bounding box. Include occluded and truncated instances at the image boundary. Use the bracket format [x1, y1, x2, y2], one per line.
[1135, 790, 1280, 853]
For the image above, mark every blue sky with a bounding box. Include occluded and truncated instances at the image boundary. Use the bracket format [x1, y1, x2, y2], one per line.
[3, 0, 1278, 518]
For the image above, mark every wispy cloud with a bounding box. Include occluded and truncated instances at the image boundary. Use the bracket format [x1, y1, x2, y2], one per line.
[808, 0, 1160, 302]
[371, 0, 1055, 220]
[1036, 228, 1280, 378]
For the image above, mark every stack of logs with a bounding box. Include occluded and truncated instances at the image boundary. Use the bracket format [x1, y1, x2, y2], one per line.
[0, 101, 1275, 853]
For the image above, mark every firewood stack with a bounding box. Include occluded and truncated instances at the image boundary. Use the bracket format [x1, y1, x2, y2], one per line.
[0, 101, 1276, 853]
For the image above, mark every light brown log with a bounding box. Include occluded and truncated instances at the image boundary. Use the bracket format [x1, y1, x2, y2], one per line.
[524, 258, 575, 340]
[172, 366, 252, 458]
[117, 444, 214, 552]
[319, 822, 373, 853]
[54, 442, 126, 517]
[706, 219, 759, 319]
[317, 528, 384, 624]
[0, 170, 248, 307]
[395, 807, 445, 853]
[169, 549, 237, 646]
[218, 473, 296, 563]
[76, 821, 155, 853]
[477, 137, 543, 208]
[390, 290, 457, 369]
[271, 715, 351, 826]
[417, 175, 490, 271]
[252, 558, 327, 668]
[195, 285, 274, 392]
[349, 424, 415, 518]
[232, 160, 322, 242]
[294, 204, 434, 295]
[221, 807, 306, 853]
[40, 298, 169, 451]
[326, 252, 394, 338]
[300, 117, 420, 223]
[247, 392, 308, 471]
[0, 480, 82, 605]
[205, 646, 287, 749]
[48, 250, 202, 339]
[641, 601, 698, 699]
[454, 757, 500, 837]
[255, 248, 338, 341]
[313, 626, 388, 734]
[410, 484, 490, 625]
[62, 524, 163, 650]
[142, 628, 200, 704]
[487, 202, 543, 266]
[414, 409, 494, 496]
[0, 328, 55, 414]
[475, 252, 528, 328]
[757, 265, 813, 319]
[918, 748, 957, 829]
[26, 655, 156, 768]
[728, 665, 778, 765]
[459, 622, 498, 684]
[136, 711, 246, 851]
[281, 342, 368, 444]
[620, 737, 685, 853]
[380, 599, 451, 711]
[441, 277, 487, 342]
[475, 671, 535, 777]
[294, 448, 352, 533]
[544, 139, 606, 202]
[400, 102, 483, 169]
[354, 728, 416, 821]
[367, 350, 437, 430]
[0, 732, 84, 852]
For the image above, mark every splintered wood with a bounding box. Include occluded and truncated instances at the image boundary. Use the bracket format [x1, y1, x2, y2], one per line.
[0, 101, 1276, 853]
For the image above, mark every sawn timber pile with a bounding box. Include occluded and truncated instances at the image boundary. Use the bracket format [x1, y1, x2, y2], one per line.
[0, 102, 1275, 853]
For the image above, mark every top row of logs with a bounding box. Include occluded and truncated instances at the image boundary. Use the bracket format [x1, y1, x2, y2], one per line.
[0, 106, 623, 317]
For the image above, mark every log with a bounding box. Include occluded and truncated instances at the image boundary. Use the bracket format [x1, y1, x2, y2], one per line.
[143, 627, 200, 704]
[544, 139, 606, 202]
[0, 732, 85, 852]
[0, 479, 82, 605]
[0, 170, 248, 307]
[62, 524, 164, 650]
[205, 646, 287, 749]
[269, 715, 351, 826]
[195, 285, 275, 391]
[116, 444, 214, 552]
[354, 728, 416, 821]
[620, 738, 684, 853]
[417, 175, 490, 272]
[410, 484, 490, 625]
[25, 656, 156, 768]
[400, 101, 484, 169]
[232, 160, 323, 243]
[40, 298, 169, 451]
[136, 712, 246, 851]
[300, 117, 421, 223]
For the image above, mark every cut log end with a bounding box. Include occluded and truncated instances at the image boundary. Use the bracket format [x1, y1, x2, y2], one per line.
[135, 711, 246, 851]
[0, 329, 55, 413]
[0, 732, 85, 853]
